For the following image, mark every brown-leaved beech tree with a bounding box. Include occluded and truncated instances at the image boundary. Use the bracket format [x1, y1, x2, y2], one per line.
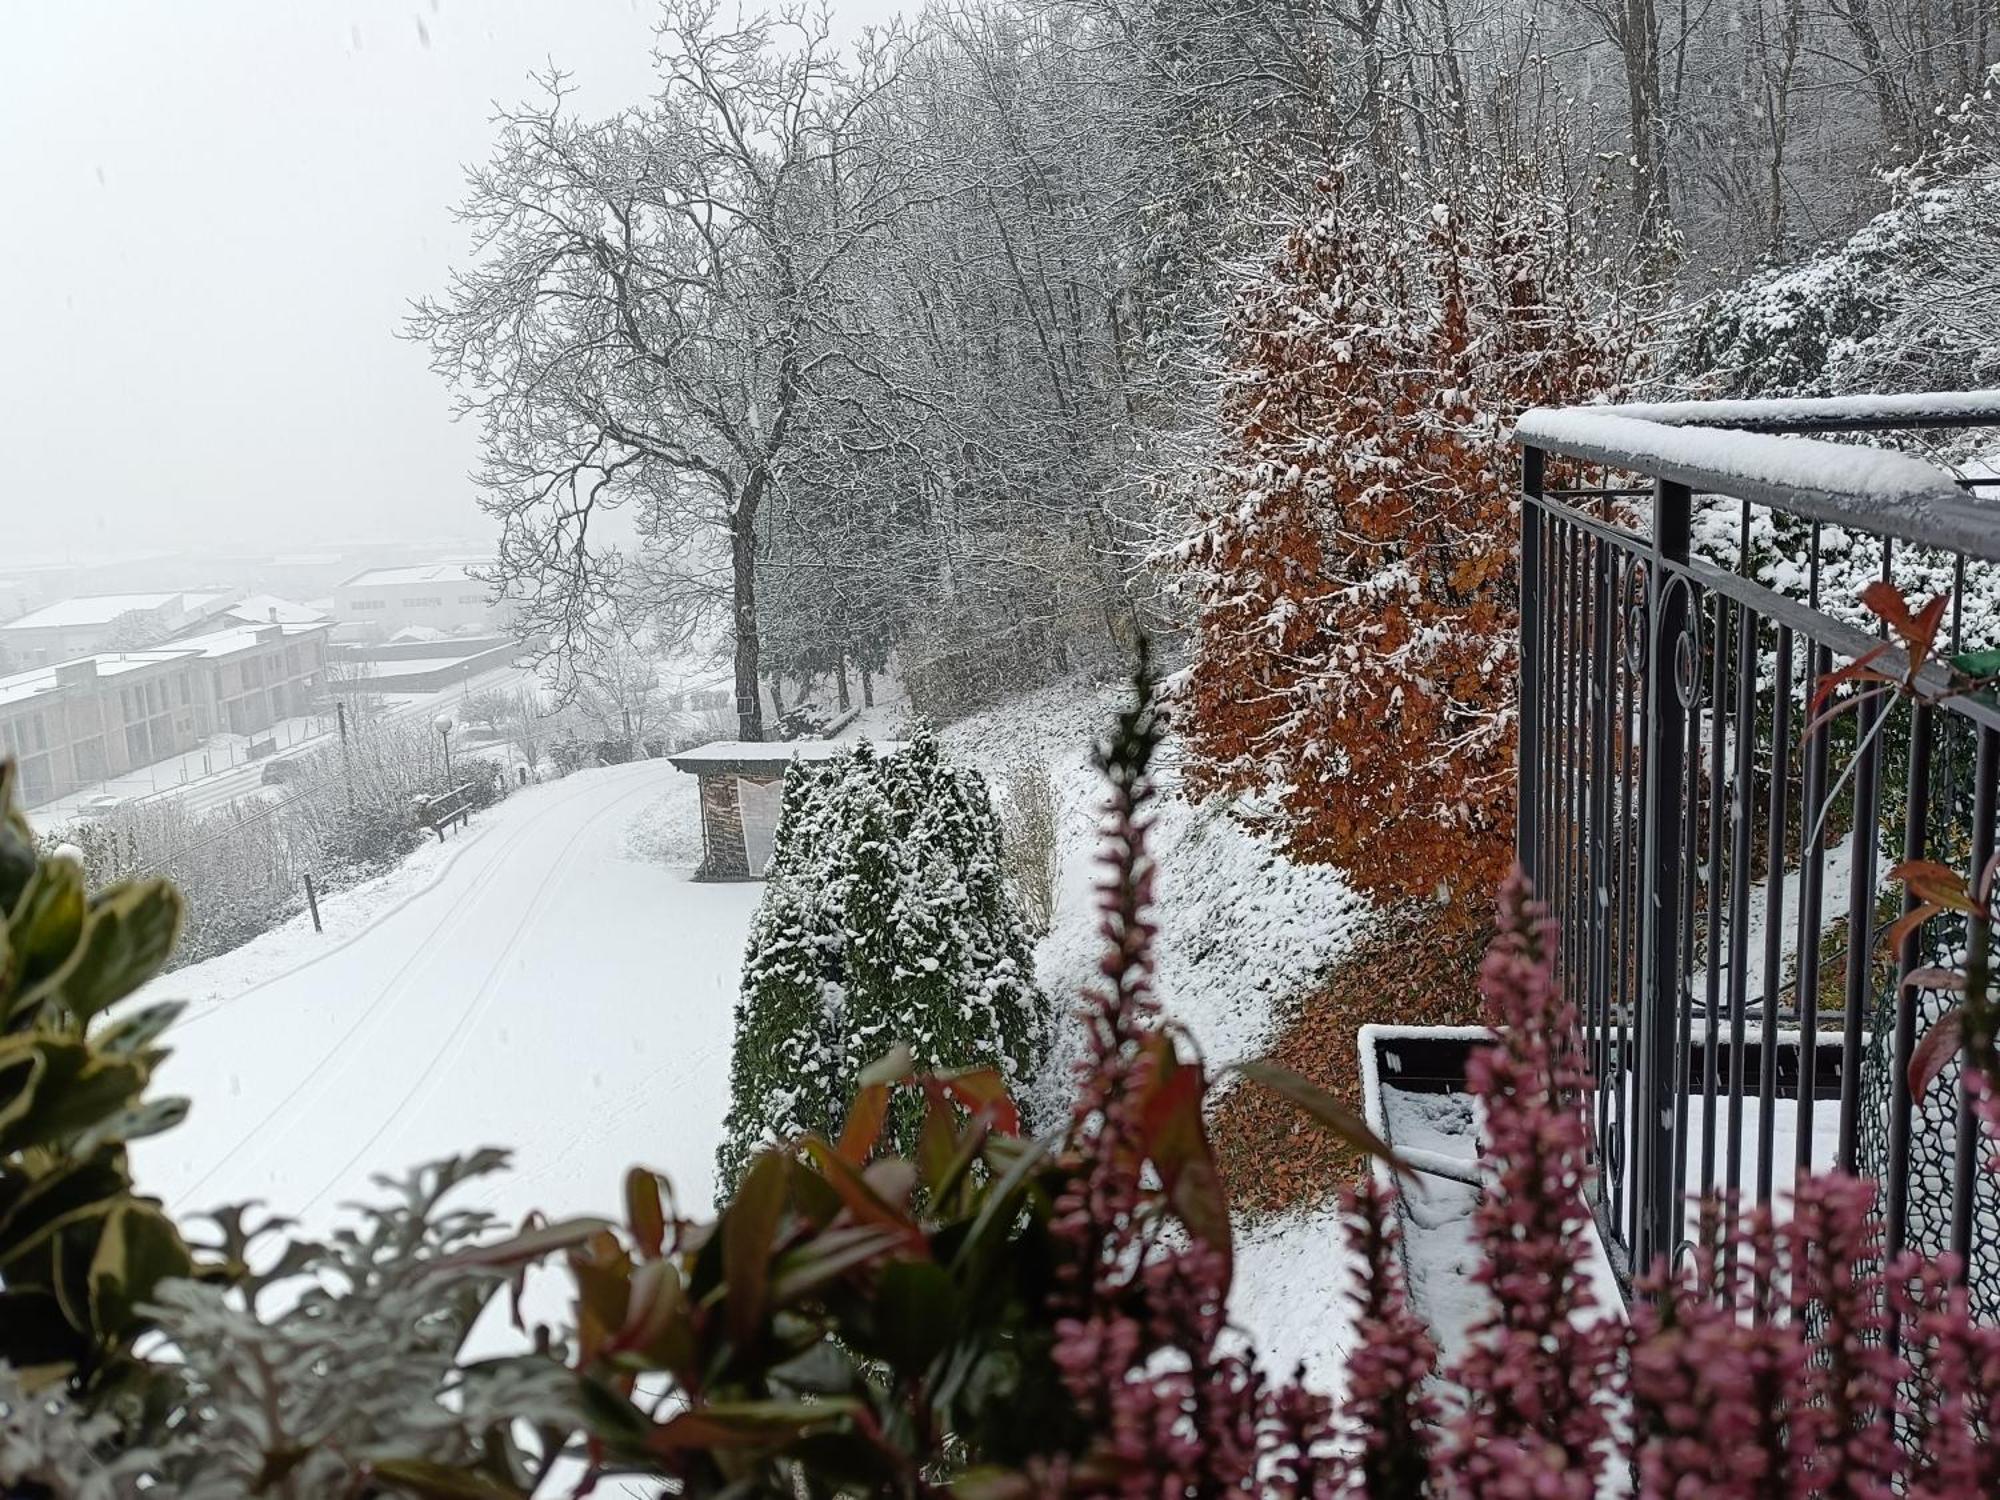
[1174, 155, 1636, 915]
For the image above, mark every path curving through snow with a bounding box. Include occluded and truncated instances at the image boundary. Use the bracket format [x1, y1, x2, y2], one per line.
[131, 760, 759, 1234]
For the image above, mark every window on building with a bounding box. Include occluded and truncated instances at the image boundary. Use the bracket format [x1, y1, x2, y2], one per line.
[402, 595, 442, 608]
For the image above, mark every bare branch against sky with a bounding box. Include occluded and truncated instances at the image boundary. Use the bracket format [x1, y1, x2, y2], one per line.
[0, 0, 904, 561]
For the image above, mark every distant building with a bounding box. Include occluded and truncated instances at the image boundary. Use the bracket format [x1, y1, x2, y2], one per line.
[0, 618, 331, 809]
[170, 622, 333, 736]
[0, 651, 206, 807]
[330, 564, 498, 640]
[201, 594, 332, 632]
[0, 590, 238, 671]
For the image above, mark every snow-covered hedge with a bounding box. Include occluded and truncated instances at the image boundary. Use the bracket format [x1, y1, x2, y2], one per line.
[716, 730, 1048, 1194]
[1675, 104, 2000, 403]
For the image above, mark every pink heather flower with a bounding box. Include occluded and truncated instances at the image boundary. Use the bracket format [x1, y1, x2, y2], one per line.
[1042, 674, 1299, 1496]
[1328, 1175, 1440, 1499]
[1893, 1252, 2000, 1500]
[1442, 869, 1617, 1500]
[1630, 1197, 1810, 1500]
[1782, 1175, 1909, 1499]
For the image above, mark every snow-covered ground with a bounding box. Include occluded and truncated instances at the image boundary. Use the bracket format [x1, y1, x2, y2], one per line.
[121, 673, 1373, 1391]
[133, 759, 758, 1235]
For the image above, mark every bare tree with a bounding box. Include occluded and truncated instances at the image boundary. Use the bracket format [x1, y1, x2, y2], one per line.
[574, 620, 670, 750]
[409, 1, 912, 741]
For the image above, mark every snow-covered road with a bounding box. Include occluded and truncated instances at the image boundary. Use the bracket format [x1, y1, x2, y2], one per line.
[132, 760, 759, 1234]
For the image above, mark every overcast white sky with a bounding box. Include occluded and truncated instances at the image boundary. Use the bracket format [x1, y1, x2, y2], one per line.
[0, 1, 904, 562]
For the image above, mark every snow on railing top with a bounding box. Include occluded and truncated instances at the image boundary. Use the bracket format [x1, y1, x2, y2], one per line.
[1581, 389, 2000, 434]
[1515, 403, 2000, 562]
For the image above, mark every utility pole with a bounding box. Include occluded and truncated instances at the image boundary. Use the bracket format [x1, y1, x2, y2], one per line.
[336, 698, 355, 813]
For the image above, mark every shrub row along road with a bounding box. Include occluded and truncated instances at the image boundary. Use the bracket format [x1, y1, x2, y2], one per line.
[132, 760, 761, 1234]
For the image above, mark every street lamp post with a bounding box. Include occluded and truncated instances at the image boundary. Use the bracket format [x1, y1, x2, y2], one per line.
[435, 713, 455, 783]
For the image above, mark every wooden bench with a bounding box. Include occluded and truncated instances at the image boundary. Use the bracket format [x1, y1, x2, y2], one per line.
[417, 783, 478, 841]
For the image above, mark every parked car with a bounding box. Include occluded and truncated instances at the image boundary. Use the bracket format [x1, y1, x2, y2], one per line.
[76, 793, 125, 818]
[261, 757, 304, 786]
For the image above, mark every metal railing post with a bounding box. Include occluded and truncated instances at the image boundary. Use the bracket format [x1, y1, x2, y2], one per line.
[1636, 478, 1692, 1272]
[1518, 446, 1546, 885]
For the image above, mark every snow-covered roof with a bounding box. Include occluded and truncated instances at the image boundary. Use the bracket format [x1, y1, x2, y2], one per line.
[0, 667, 58, 709]
[219, 594, 327, 627]
[667, 739, 906, 774]
[1516, 405, 2000, 562]
[339, 563, 478, 589]
[0, 650, 192, 706]
[170, 622, 323, 659]
[90, 650, 195, 676]
[1, 592, 185, 630]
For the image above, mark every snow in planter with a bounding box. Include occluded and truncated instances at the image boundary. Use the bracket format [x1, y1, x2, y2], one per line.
[716, 729, 1048, 1194]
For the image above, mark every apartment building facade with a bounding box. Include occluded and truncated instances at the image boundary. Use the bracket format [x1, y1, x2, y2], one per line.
[0, 620, 331, 809]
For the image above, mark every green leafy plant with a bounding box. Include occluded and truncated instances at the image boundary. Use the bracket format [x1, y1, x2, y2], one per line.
[0, 759, 196, 1395]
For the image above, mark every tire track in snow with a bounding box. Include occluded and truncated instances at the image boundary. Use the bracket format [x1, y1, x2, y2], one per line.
[170, 765, 671, 1210]
[174, 771, 619, 1030]
[293, 772, 670, 1213]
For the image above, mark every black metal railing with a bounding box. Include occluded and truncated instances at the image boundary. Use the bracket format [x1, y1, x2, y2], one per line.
[1514, 391, 2000, 1295]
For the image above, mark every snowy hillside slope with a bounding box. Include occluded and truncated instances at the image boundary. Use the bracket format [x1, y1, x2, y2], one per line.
[941, 676, 1369, 1383]
[940, 677, 1368, 1118]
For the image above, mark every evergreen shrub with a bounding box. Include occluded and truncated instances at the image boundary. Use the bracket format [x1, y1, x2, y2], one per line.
[716, 729, 1047, 1193]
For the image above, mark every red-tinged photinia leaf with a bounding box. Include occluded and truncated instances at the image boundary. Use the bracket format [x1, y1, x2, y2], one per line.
[625, 1168, 666, 1259]
[1900, 966, 1967, 993]
[644, 1398, 862, 1455]
[1860, 579, 1916, 637]
[722, 1152, 789, 1352]
[605, 1256, 683, 1358]
[1136, 1039, 1233, 1278]
[1889, 860, 1978, 915]
[1907, 591, 1950, 669]
[799, 1137, 926, 1251]
[836, 1082, 891, 1167]
[1910, 1008, 1965, 1102]
[1882, 903, 1944, 955]
[569, 1246, 634, 1368]
[1807, 646, 1894, 721]
[935, 1067, 1022, 1136]
[915, 1082, 958, 1195]
[766, 1223, 910, 1306]
[1234, 1057, 1408, 1171]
